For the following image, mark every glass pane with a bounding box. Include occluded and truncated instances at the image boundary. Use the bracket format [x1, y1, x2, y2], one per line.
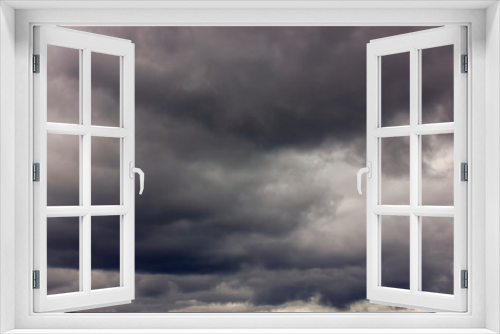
[91, 216, 121, 290]
[47, 134, 80, 206]
[92, 52, 120, 127]
[47, 45, 80, 124]
[381, 136, 410, 205]
[381, 215, 410, 290]
[381, 52, 410, 127]
[91, 137, 121, 205]
[421, 133, 454, 206]
[47, 217, 80, 295]
[421, 217, 454, 294]
[421, 45, 454, 124]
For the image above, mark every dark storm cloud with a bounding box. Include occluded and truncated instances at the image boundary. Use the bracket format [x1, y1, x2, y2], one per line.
[91, 52, 121, 127]
[47, 217, 80, 268]
[79, 267, 367, 312]
[45, 26, 454, 312]
[78, 27, 430, 151]
[381, 51, 411, 127]
[421, 45, 454, 124]
[381, 136, 411, 205]
[47, 134, 80, 206]
[91, 137, 121, 205]
[421, 217, 454, 294]
[381, 216, 411, 290]
[421, 133, 454, 206]
[47, 45, 80, 124]
[91, 216, 121, 271]
[47, 268, 80, 295]
[130, 150, 354, 275]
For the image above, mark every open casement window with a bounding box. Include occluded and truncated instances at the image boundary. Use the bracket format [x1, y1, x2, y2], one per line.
[33, 26, 140, 312]
[363, 26, 467, 312]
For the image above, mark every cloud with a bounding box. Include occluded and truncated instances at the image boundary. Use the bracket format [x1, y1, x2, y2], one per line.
[49, 269, 425, 313]
[44, 26, 453, 313]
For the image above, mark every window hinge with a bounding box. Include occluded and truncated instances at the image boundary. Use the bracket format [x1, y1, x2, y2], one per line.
[461, 162, 468, 181]
[33, 54, 40, 73]
[461, 54, 468, 73]
[33, 163, 40, 182]
[461, 270, 468, 289]
[33, 270, 40, 289]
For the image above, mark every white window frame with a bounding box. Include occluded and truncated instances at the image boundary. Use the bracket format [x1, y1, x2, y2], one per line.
[0, 1, 499, 333]
[366, 26, 468, 312]
[33, 26, 136, 313]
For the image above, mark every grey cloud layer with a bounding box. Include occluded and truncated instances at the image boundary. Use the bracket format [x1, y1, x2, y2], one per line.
[46, 26, 454, 312]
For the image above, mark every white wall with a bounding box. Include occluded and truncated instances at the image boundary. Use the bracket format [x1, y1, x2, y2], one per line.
[485, 2, 500, 333]
[0, 2, 16, 333]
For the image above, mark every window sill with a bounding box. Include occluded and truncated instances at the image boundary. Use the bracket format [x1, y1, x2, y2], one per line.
[4, 329, 498, 334]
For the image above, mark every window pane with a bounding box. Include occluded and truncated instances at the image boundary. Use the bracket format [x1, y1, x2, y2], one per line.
[47, 217, 80, 295]
[421, 45, 454, 124]
[381, 136, 410, 205]
[91, 137, 121, 205]
[91, 216, 121, 290]
[47, 134, 80, 206]
[47, 45, 80, 124]
[381, 215, 410, 290]
[421, 133, 454, 206]
[92, 52, 120, 127]
[381, 52, 410, 127]
[421, 217, 454, 294]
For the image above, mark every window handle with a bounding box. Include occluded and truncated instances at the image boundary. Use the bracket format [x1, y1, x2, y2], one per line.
[357, 162, 372, 195]
[129, 162, 145, 195]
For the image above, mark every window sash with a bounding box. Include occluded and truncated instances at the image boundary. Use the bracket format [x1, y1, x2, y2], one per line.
[366, 26, 468, 312]
[32, 25, 136, 313]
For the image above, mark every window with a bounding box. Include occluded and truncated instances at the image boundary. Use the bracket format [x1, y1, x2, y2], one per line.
[33, 26, 139, 312]
[364, 26, 467, 312]
[1, 2, 498, 333]
[33, 24, 467, 315]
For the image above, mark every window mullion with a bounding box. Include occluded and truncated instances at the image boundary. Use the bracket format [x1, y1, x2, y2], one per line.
[417, 48, 423, 293]
[409, 48, 420, 294]
[119, 56, 124, 287]
[78, 47, 84, 293]
[82, 48, 92, 294]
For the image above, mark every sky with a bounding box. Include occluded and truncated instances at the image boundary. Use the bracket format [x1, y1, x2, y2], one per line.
[45, 26, 455, 312]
